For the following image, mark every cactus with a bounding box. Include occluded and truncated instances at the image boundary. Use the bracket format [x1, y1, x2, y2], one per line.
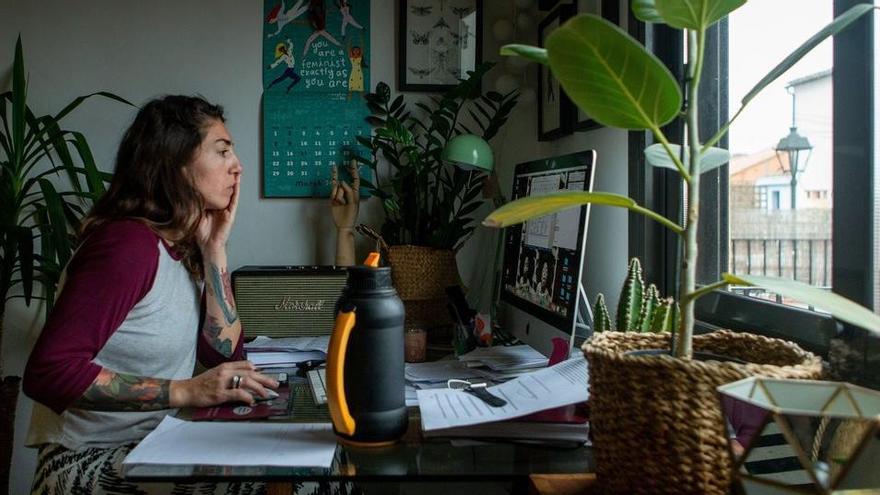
[593, 293, 613, 332]
[616, 258, 645, 331]
[637, 284, 661, 333]
[650, 298, 680, 334]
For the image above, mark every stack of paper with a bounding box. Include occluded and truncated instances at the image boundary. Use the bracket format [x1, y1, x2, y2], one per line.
[458, 344, 549, 371]
[245, 336, 329, 368]
[403, 360, 489, 407]
[122, 416, 337, 468]
[417, 356, 589, 444]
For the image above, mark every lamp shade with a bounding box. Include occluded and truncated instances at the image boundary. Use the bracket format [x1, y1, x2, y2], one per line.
[442, 134, 494, 172]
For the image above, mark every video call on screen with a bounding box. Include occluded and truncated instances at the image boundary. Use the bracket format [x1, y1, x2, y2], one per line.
[502, 168, 587, 319]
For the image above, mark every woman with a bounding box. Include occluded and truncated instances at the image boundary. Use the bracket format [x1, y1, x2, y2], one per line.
[335, 0, 363, 38]
[268, 39, 302, 93]
[23, 95, 277, 494]
[302, 0, 341, 57]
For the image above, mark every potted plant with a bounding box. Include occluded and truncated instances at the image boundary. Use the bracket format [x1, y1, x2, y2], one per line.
[357, 63, 517, 332]
[0, 36, 130, 490]
[484, 2, 880, 493]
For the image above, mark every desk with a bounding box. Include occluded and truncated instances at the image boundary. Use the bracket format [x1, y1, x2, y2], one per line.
[123, 381, 593, 494]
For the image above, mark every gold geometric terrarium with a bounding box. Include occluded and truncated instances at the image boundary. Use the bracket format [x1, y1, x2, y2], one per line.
[717, 377, 880, 494]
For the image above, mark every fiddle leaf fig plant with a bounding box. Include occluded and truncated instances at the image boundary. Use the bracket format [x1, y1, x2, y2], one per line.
[484, 1, 880, 358]
[1, 35, 132, 376]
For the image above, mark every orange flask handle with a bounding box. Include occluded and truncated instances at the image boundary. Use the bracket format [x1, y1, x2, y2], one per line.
[327, 307, 357, 435]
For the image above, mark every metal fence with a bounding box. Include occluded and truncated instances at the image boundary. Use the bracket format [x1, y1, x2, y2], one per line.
[730, 238, 832, 287]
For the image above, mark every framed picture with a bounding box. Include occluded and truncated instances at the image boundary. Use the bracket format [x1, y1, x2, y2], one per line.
[573, 0, 620, 131]
[537, 4, 575, 141]
[398, 0, 483, 92]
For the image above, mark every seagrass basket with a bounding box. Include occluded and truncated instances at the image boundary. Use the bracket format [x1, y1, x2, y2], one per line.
[386, 245, 459, 300]
[583, 330, 822, 495]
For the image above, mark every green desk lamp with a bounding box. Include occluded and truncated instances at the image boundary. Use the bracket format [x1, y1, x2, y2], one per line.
[442, 134, 494, 172]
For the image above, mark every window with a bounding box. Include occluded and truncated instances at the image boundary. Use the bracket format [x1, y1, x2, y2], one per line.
[631, 1, 876, 385]
[725, 0, 833, 302]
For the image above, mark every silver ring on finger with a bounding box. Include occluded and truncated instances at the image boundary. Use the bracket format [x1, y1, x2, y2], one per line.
[232, 374, 242, 389]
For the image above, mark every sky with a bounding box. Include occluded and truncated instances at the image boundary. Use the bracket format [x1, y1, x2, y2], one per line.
[727, 0, 833, 156]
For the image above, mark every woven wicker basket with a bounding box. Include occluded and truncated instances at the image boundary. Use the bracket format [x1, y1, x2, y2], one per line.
[583, 330, 822, 495]
[387, 245, 459, 301]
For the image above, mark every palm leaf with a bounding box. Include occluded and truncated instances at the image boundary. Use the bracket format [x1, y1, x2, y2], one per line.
[723, 273, 880, 337]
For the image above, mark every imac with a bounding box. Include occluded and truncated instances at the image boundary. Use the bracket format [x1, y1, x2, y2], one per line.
[497, 150, 596, 357]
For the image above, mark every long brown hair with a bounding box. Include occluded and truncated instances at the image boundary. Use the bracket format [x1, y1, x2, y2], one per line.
[80, 95, 225, 278]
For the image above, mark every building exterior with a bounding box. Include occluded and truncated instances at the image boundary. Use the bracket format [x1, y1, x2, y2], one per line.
[729, 70, 832, 287]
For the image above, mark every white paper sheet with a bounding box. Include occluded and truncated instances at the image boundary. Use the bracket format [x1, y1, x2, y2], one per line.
[417, 356, 589, 431]
[122, 416, 337, 467]
[245, 335, 330, 352]
[457, 344, 548, 371]
[404, 360, 484, 383]
[247, 350, 326, 367]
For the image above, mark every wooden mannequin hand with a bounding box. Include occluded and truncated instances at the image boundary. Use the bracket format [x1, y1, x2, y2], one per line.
[330, 161, 360, 230]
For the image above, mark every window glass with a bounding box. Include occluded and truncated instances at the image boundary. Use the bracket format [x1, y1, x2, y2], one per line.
[727, 1, 833, 307]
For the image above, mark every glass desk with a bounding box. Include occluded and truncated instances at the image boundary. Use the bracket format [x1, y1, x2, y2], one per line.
[123, 381, 594, 493]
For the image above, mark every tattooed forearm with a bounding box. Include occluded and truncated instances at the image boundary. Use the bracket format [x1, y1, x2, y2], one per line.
[209, 263, 238, 325]
[72, 368, 170, 411]
[203, 315, 234, 357]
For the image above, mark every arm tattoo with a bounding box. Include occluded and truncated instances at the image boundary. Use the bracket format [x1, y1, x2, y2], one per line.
[203, 314, 234, 357]
[72, 369, 170, 412]
[209, 263, 238, 325]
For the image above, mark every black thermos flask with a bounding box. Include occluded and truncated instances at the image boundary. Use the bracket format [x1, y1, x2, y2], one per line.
[326, 259, 407, 446]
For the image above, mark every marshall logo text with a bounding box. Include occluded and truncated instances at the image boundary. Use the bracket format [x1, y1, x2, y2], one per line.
[274, 297, 327, 312]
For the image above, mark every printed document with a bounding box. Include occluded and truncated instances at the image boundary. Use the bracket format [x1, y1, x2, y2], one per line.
[417, 356, 588, 431]
[123, 416, 337, 467]
[245, 335, 330, 352]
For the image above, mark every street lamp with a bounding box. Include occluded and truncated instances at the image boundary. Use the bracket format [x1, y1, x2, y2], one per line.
[774, 87, 812, 210]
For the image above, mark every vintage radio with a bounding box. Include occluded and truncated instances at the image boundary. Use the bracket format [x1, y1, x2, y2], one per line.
[232, 266, 348, 338]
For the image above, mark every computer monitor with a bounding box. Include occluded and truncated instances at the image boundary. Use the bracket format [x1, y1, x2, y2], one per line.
[497, 150, 596, 357]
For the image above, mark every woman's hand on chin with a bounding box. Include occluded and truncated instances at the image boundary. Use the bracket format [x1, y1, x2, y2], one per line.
[197, 180, 240, 254]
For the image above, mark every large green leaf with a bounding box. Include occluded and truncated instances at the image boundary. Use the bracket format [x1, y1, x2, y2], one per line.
[500, 44, 548, 65]
[69, 131, 106, 197]
[38, 179, 72, 269]
[546, 14, 682, 130]
[655, 0, 746, 31]
[644, 143, 730, 174]
[14, 226, 34, 304]
[12, 36, 26, 171]
[53, 91, 133, 122]
[742, 3, 875, 107]
[483, 191, 683, 234]
[723, 273, 880, 337]
[631, 0, 664, 23]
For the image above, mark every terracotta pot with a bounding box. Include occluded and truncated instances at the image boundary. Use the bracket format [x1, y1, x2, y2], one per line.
[582, 330, 822, 495]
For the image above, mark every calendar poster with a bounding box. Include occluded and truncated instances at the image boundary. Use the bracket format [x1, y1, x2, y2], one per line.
[262, 0, 371, 197]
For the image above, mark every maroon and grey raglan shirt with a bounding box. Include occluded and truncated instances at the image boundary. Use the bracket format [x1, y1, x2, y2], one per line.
[23, 220, 243, 449]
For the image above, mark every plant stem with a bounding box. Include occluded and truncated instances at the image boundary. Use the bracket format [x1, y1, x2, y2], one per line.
[682, 280, 730, 305]
[675, 27, 707, 360]
[650, 126, 691, 181]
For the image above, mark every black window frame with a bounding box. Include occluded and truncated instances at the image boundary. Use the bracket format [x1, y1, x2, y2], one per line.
[628, 1, 875, 364]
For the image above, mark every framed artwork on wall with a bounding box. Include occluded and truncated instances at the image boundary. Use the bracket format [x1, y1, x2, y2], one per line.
[573, 0, 620, 131]
[398, 0, 483, 92]
[537, 3, 575, 141]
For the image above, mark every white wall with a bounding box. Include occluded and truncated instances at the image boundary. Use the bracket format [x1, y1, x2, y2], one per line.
[2, 2, 630, 493]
